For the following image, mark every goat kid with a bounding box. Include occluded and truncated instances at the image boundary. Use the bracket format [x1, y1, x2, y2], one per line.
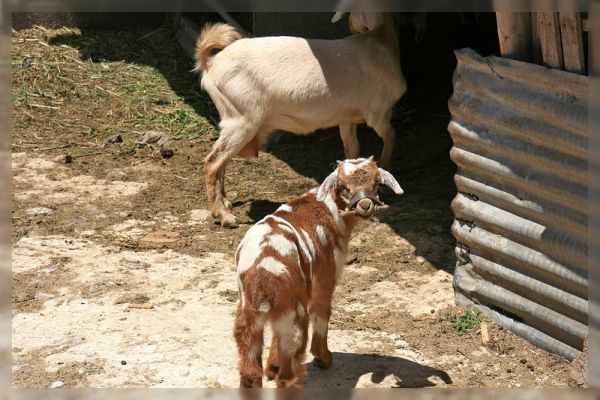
[194, 12, 406, 228]
[233, 157, 403, 388]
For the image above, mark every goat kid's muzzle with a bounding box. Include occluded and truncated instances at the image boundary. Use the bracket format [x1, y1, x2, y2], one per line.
[339, 189, 389, 217]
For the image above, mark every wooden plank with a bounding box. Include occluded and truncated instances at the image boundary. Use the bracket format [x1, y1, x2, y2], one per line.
[496, 12, 532, 62]
[559, 13, 585, 74]
[531, 12, 543, 64]
[537, 12, 564, 69]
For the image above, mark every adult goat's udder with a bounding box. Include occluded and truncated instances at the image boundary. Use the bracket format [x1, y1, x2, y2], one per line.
[238, 136, 259, 157]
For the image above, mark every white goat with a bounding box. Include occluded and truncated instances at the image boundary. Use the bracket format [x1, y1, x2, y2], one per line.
[195, 12, 407, 228]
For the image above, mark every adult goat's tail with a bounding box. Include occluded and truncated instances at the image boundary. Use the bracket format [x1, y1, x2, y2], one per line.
[194, 23, 242, 72]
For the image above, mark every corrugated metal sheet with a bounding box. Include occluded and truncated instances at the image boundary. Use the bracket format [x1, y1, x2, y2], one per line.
[448, 48, 588, 360]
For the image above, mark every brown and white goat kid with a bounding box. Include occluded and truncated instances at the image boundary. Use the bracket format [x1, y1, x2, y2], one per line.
[233, 157, 403, 388]
[194, 12, 406, 228]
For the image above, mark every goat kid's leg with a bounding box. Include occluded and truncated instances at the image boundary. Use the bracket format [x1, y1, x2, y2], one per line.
[309, 294, 334, 369]
[233, 304, 265, 388]
[204, 126, 257, 228]
[291, 304, 309, 386]
[339, 123, 360, 159]
[264, 336, 279, 380]
[272, 306, 309, 388]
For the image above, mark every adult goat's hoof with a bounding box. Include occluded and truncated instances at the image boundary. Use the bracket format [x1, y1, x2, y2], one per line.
[221, 214, 238, 228]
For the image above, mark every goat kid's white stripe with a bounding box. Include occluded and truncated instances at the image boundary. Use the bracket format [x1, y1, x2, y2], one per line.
[246, 215, 307, 279]
[258, 256, 289, 276]
[323, 193, 346, 233]
[263, 234, 305, 281]
[277, 204, 293, 213]
[237, 222, 273, 274]
[300, 228, 316, 257]
[264, 233, 297, 257]
[315, 225, 327, 246]
[333, 246, 346, 283]
[252, 218, 306, 280]
[267, 215, 313, 279]
[300, 228, 317, 280]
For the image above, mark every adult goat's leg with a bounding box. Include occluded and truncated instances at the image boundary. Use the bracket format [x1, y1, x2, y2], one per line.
[339, 123, 360, 159]
[204, 124, 257, 228]
[368, 114, 396, 170]
[218, 168, 233, 210]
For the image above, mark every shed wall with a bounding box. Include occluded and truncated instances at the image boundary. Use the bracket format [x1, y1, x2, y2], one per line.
[449, 48, 588, 360]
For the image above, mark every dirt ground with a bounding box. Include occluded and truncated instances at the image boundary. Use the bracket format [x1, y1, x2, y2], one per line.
[11, 19, 572, 388]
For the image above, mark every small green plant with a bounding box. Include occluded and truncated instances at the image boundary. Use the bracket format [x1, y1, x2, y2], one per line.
[449, 306, 482, 335]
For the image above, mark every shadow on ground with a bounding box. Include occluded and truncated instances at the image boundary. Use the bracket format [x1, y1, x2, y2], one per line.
[303, 352, 452, 388]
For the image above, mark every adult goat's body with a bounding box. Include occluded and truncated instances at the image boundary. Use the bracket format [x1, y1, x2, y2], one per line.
[196, 13, 406, 227]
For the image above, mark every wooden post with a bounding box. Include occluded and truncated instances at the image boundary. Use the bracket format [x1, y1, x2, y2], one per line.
[531, 12, 543, 64]
[496, 12, 532, 62]
[537, 12, 564, 69]
[559, 13, 585, 74]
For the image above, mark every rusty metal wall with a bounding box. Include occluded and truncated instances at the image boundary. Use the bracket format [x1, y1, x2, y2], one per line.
[448, 48, 588, 360]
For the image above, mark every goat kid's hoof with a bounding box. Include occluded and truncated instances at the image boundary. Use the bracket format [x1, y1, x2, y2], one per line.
[276, 377, 302, 388]
[265, 365, 279, 381]
[223, 198, 233, 210]
[312, 356, 332, 369]
[239, 377, 263, 388]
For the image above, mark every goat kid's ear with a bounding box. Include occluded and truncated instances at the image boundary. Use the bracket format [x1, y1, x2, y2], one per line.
[317, 169, 339, 201]
[331, 12, 347, 23]
[378, 168, 404, 195]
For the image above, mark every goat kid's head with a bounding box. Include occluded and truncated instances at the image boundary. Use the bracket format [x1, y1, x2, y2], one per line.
[316, 157, 403, 218]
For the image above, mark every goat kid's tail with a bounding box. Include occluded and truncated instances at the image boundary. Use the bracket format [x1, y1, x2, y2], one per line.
[242, 272, 278, 314]
[194, 22, 242, 72]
